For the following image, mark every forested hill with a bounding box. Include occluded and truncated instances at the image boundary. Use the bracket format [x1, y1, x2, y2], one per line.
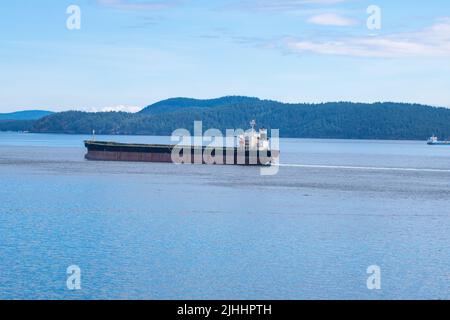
[0, 110, 53, 121]
[2, 97, 450, 140]
[139, 96, 265, 115]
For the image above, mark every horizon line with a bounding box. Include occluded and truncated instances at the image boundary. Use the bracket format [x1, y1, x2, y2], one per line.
[2, 96, 449, 114]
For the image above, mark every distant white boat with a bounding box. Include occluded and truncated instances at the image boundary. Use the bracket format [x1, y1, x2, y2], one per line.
[427, 135, 450, 145]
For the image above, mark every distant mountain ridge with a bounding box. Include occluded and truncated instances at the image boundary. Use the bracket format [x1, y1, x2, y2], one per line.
[1, 97, 450, 140]
[0, 110, 54, 121]
[139, 96, 265, 115]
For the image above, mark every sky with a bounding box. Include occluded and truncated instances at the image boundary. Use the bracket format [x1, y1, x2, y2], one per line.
[0, 0, 449, 112]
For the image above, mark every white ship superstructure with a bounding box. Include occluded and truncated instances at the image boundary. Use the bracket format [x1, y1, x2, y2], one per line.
[239, 120, 270, 151]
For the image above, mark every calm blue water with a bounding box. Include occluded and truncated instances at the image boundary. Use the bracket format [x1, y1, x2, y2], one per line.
[1, 132, 450, 300]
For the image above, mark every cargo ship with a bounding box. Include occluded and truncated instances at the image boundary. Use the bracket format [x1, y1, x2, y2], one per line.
[427, 135, 450, 145]
[84, 121, 279, 166]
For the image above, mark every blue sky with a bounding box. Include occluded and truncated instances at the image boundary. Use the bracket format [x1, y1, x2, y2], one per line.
[0, 0, 449, 112]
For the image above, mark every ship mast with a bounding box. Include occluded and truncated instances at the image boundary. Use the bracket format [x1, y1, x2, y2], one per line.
[250, 120, 256, 132]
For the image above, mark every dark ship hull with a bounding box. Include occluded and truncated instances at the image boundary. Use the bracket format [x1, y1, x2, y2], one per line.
[84, 141, 278, 166]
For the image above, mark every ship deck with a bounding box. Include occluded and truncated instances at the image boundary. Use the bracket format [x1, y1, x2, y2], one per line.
[85, 140, 238, 150]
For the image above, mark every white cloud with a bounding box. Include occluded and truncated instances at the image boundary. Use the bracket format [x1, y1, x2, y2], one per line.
[285, 18, 450, 58]
[308, 13, 356, 26]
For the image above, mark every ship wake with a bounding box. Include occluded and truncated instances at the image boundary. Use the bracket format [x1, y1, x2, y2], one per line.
[275, 163, 450, 173]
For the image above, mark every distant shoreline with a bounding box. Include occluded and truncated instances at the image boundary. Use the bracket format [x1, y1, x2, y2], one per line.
[0, 130, 431, 142]
[1, 97, 450, 141]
